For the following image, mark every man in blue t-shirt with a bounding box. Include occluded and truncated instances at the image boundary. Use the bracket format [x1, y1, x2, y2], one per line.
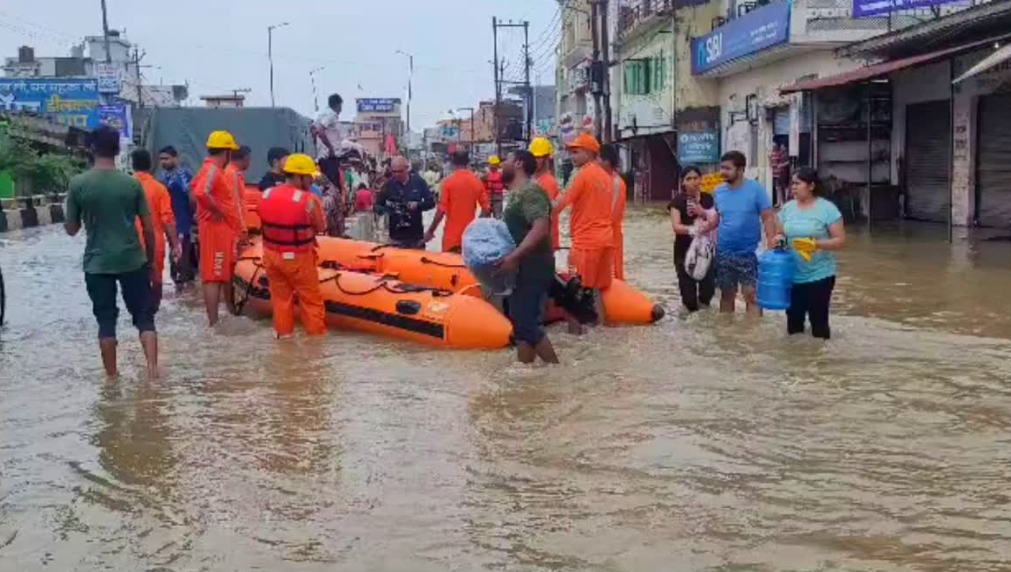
[706, 151, 777, 314]
[158, 146, 197, 288]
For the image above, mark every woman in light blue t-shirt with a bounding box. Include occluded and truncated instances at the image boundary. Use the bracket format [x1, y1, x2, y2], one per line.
[773, 167, 847, 339]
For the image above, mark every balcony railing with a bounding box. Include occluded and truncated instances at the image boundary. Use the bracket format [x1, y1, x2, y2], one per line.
[617, 0, 675, 40]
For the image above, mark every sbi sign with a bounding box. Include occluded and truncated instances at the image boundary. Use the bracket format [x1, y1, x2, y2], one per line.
[691, 2, 791, 75]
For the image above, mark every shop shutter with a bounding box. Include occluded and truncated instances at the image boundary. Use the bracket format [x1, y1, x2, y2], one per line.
[977, 94, 1011, 229]
[905, 101, 950, 223]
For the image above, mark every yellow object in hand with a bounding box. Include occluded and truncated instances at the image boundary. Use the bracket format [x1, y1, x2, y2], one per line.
[792, 237, 819, 263]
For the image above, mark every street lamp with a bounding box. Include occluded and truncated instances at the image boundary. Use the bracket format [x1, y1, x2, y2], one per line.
[267, 22, 289, 107]
[395, 50, 414, 140]
[309, 65, 325, 112]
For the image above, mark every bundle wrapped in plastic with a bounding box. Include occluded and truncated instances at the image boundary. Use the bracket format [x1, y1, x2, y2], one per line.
[462, 218, 516, 296]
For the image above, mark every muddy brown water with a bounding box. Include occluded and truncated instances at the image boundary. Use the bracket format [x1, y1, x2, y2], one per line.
[1, 207, 1010, 571]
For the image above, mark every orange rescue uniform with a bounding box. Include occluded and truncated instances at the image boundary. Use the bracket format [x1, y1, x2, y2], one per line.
[609, 172, 628, 280]
[536, 171, 562, 250]
[439, 169, 490, 252]
[192, 159, 242, 283]
[134, 172, 176, 283]
[259, 184, 328, 337]
[224, 164, 248, 234]
[555, 161, 615, 289]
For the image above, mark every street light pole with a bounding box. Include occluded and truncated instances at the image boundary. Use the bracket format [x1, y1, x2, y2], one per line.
[268, 22, 289, 107]
[309, 65, 325, 112]
[396, 50, 414, 141]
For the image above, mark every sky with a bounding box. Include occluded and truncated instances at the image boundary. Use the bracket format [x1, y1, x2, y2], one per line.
[0, 0, 560, 129]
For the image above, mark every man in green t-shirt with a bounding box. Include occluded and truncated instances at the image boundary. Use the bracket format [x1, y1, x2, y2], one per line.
[496, 150, 558, 364]
[65, 126, 160, 379]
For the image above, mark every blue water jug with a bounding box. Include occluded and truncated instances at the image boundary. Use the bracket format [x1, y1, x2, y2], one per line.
[757, 248, 796, 311]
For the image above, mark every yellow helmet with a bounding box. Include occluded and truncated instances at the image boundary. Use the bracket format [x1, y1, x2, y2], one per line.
[282, 153, 319, 176]
[206, 130, 240, 151]
[529, 137, 554, 158]
[488, 155, 501, 166]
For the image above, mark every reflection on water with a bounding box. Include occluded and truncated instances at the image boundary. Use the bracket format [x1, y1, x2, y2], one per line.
[1, 211, 1010, 571]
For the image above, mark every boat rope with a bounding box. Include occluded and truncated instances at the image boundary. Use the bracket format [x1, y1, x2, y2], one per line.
[231, 256, 264, 316]
[419, 256, 467, 269]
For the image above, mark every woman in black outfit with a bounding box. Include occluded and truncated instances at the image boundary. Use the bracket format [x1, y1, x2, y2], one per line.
[668, 166, 716, 312]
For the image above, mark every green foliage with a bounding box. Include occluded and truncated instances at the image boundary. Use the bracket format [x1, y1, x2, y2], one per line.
[0, 135, 85, 194]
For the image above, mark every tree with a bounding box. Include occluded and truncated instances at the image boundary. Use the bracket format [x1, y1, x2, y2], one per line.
[0, 135, 85, 196]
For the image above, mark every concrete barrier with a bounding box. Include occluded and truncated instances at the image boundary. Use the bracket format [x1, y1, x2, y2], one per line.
[0, 194, 66, 234]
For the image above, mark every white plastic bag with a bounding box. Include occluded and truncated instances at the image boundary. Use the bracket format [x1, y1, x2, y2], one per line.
[462, 218, 516, 296]
[685, 232, 714, 281]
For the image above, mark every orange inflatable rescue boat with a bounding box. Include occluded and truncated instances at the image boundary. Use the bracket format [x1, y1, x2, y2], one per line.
[311, 237, 664, 325]
[232, 241, 513, 349]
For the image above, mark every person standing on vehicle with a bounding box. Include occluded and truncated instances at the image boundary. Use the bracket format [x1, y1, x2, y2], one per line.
[65, 126, 159, 379]
[258, 154, 328, 338]
[375, 156, 435, 249]
[132, 149, 181, 314]
[312, 93, 344, 185]
[424, 149, 490, 252]
[158, 146, 197, 288]
[483, 155, 506, 218]
[192, 131, 244, 326]
[705, 151, 778, 315]
[530, 137, 561, 251]
[669, 166, 716, 312]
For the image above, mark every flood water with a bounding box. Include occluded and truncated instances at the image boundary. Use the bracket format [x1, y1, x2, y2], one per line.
[2, 207, 1010, 571]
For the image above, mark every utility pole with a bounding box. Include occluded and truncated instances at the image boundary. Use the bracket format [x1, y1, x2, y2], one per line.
[600, 0, 613, 143]
[492, 17, 501, 157]
[133, 47, 143, 107]
[523, 21, 532, 143]
[100, 0, 112, 64]
[492, 18, 532, 154]
[590, 0, 603, 138]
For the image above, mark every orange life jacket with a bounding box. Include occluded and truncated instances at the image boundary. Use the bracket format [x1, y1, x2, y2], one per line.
[486, 170, 504, 196]
[259, 185, 316, 254]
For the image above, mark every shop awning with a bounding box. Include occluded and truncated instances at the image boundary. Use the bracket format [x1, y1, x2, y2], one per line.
[953, 43, 1011, 84]
[780, 36, 1008, 94]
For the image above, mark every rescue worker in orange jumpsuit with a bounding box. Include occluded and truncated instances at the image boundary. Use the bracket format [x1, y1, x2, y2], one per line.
[192, 131, 245, 326]
[529, 137, 561, 251]
[258, 153, 328, 338]
[599, 143, 627, 281]
[225, 145, 252, 234]
[132, 148, 181, 313]
[553, 133, 614, 334]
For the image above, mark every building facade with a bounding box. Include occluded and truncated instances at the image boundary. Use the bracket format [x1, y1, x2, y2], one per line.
[557, 0, 598, 146]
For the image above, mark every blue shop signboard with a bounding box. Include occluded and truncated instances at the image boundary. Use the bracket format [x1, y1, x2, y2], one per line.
[692, 2, 791, 75]
[98, 104, 132, 140]
[678, 130, 721, 165]
[356, 98, 401, 113]
[0, 78, 100, 129]
[852, 0, 961, 18]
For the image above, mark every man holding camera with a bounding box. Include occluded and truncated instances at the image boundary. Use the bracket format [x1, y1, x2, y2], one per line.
[374, 156, 435, 249]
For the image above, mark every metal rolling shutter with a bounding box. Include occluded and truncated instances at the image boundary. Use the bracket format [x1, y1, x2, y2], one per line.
[977, 94, 1011, 229]
[905, 101, 951, 222]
